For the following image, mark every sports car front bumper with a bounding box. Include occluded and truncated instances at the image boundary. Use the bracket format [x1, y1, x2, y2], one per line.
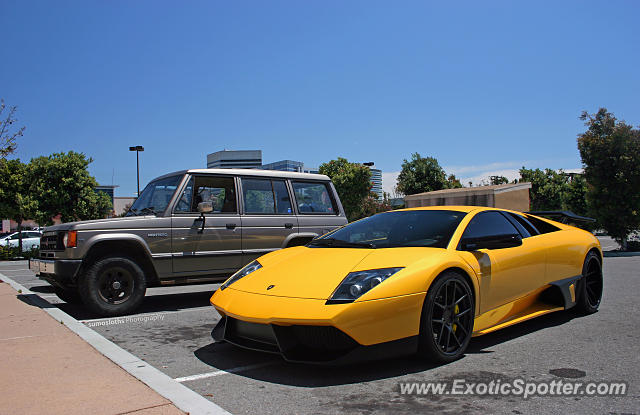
[210, 288, 426, 363]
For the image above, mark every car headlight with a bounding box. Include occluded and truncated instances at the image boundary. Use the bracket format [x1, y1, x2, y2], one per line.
[220, 260, 262, 291]
[327, 267, 404, 304]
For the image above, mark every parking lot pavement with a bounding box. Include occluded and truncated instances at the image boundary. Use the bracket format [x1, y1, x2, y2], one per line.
[1, 252, 638, 414]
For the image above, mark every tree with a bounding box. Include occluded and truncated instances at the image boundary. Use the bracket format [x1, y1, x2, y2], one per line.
[359, 195, 392, 218]
[447, 174, 463, 188]
[0, 159, 38, 252]
[319, 157, 371, 221]
[28, 151, 112, 225]
[490, 175, 509, 185]
[563, 174, 589, 218]
[519, 167, 568, 211]
[0, 99, 25, 158]
[396, 153, 450, 195]
[577, 108, 640, 250]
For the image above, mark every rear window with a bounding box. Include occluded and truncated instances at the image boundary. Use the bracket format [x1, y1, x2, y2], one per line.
[525, 215, 561, 234]
[505, 212, 539, 236]
[291, 181, 337, 214]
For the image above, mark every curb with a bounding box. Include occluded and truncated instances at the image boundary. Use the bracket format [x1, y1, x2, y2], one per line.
[603, 251, 640, 257]
[0, 271, 231, 415]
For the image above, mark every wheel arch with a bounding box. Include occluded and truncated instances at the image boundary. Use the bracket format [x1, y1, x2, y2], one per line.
[433, 266, 480, 315]
[79, 239, 159, 286]
[586, 246, 602, 264]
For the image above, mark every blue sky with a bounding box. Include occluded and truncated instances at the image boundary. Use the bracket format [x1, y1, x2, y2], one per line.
[2, 0, 638, 196]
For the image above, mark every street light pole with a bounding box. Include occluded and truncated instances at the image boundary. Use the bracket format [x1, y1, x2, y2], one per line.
[129, 146, 145, 196]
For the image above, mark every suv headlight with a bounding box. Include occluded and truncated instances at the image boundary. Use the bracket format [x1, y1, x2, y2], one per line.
[62, 231, 77, 248]
[220, 260, 262, 291]
[327, 267, 404, 304]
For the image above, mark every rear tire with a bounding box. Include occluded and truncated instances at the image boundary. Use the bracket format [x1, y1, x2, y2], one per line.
[418, 271, 475, 363]
[80, 256, 147, 317]
[576, 251, 603, 314]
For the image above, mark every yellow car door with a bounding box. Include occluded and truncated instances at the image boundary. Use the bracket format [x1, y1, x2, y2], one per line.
[456, 211, 546, 314]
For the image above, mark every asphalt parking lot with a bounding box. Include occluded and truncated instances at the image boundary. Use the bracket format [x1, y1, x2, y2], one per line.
[1, 238, 638, 414]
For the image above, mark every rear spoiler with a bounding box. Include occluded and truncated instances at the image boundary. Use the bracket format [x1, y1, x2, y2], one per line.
[525, 211, 596, 224]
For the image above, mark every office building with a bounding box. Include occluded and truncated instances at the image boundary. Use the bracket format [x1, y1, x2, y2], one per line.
[261, 159, 320, 174]
[207, 150, 262, 169]
[95, 185, 118, 207]
[369, 168, 383, 200]
[261, 160, 304, 172]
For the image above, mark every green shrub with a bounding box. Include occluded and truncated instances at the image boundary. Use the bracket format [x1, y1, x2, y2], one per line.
[627, 241, 640, 252]
[0, 245, 39, 260]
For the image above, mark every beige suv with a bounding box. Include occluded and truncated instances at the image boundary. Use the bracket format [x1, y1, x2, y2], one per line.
[30, 169, 347, 316]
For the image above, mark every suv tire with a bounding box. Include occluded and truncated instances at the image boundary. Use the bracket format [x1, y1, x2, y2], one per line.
[80, 256, 147, 317]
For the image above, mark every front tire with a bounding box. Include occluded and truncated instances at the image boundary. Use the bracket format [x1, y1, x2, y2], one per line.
[576, 251, 603, 314]
[80, 257, 147, 317]
[418, 271, 475, 363]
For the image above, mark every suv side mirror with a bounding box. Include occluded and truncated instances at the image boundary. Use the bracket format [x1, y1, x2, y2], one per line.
[197, 202, 213, 214]
[460, 233, 522, 251]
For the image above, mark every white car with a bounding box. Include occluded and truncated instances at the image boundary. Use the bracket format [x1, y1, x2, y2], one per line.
[0, 231, 42, 251]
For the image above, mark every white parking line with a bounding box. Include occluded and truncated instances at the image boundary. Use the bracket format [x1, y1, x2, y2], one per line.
[174, 362, 276, 382]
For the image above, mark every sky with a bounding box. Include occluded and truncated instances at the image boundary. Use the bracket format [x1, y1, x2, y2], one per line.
[1, 0, 639, 197]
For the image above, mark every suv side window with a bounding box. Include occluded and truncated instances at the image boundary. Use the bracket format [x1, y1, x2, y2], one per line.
[291, 181, 337, 214]
[175, 176, 237, 213]
[242, 178, 292, 214]
[461, 211, 519, 241]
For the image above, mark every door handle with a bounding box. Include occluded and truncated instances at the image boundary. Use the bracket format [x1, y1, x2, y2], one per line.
[226, 223, 237, 230]
[284, 223, 294, 229]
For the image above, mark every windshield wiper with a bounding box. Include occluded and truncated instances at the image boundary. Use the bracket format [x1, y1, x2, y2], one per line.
[128, 207, 157, 216]
[308, 237, 375, 249]
[139, 207, 158, 215]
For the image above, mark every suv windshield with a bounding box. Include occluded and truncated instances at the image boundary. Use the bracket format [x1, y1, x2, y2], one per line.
[127, 175, 183, 216]
[310, 210, 467, 249]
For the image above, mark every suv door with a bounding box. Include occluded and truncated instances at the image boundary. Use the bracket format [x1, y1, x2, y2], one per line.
[456, 211, 546, 313]
[290, 180, 346, 237]
[239, 177, 297, 264]
[171, 175, 242, 275]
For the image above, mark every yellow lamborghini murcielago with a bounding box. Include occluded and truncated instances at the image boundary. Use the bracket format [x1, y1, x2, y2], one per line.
[210, 206, 603, 364]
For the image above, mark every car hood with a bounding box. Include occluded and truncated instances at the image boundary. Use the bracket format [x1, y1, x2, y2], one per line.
[42, 215, 160, 232]
[227, 246, 447, 300]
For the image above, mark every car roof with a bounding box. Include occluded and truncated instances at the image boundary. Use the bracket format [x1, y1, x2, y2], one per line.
[395, 206, 529, 214]
[396, 205, 484, 213]
[152, 169, 331, 181]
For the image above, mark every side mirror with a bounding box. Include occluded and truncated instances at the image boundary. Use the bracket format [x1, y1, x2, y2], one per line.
[197, 201, 213, 214]
[460, 233, 522, 251]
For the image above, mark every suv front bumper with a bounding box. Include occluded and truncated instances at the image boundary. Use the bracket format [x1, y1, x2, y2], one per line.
[29, 259, 82, 287]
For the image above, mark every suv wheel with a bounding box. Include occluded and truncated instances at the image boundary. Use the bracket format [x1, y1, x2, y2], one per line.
[80, 256, 147, 317]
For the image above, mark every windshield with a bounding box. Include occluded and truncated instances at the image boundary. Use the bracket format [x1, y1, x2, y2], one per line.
[311, 210, 467, 249]
[127, 175, 183, 216]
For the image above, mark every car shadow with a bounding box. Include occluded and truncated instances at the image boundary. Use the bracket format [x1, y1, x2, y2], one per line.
[42, 288, 218, 320]
[194, 341, 444, 387]
[193, 309, 586, 387]
[30, 285, 55, 294]
[466, 309, 584, 353]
